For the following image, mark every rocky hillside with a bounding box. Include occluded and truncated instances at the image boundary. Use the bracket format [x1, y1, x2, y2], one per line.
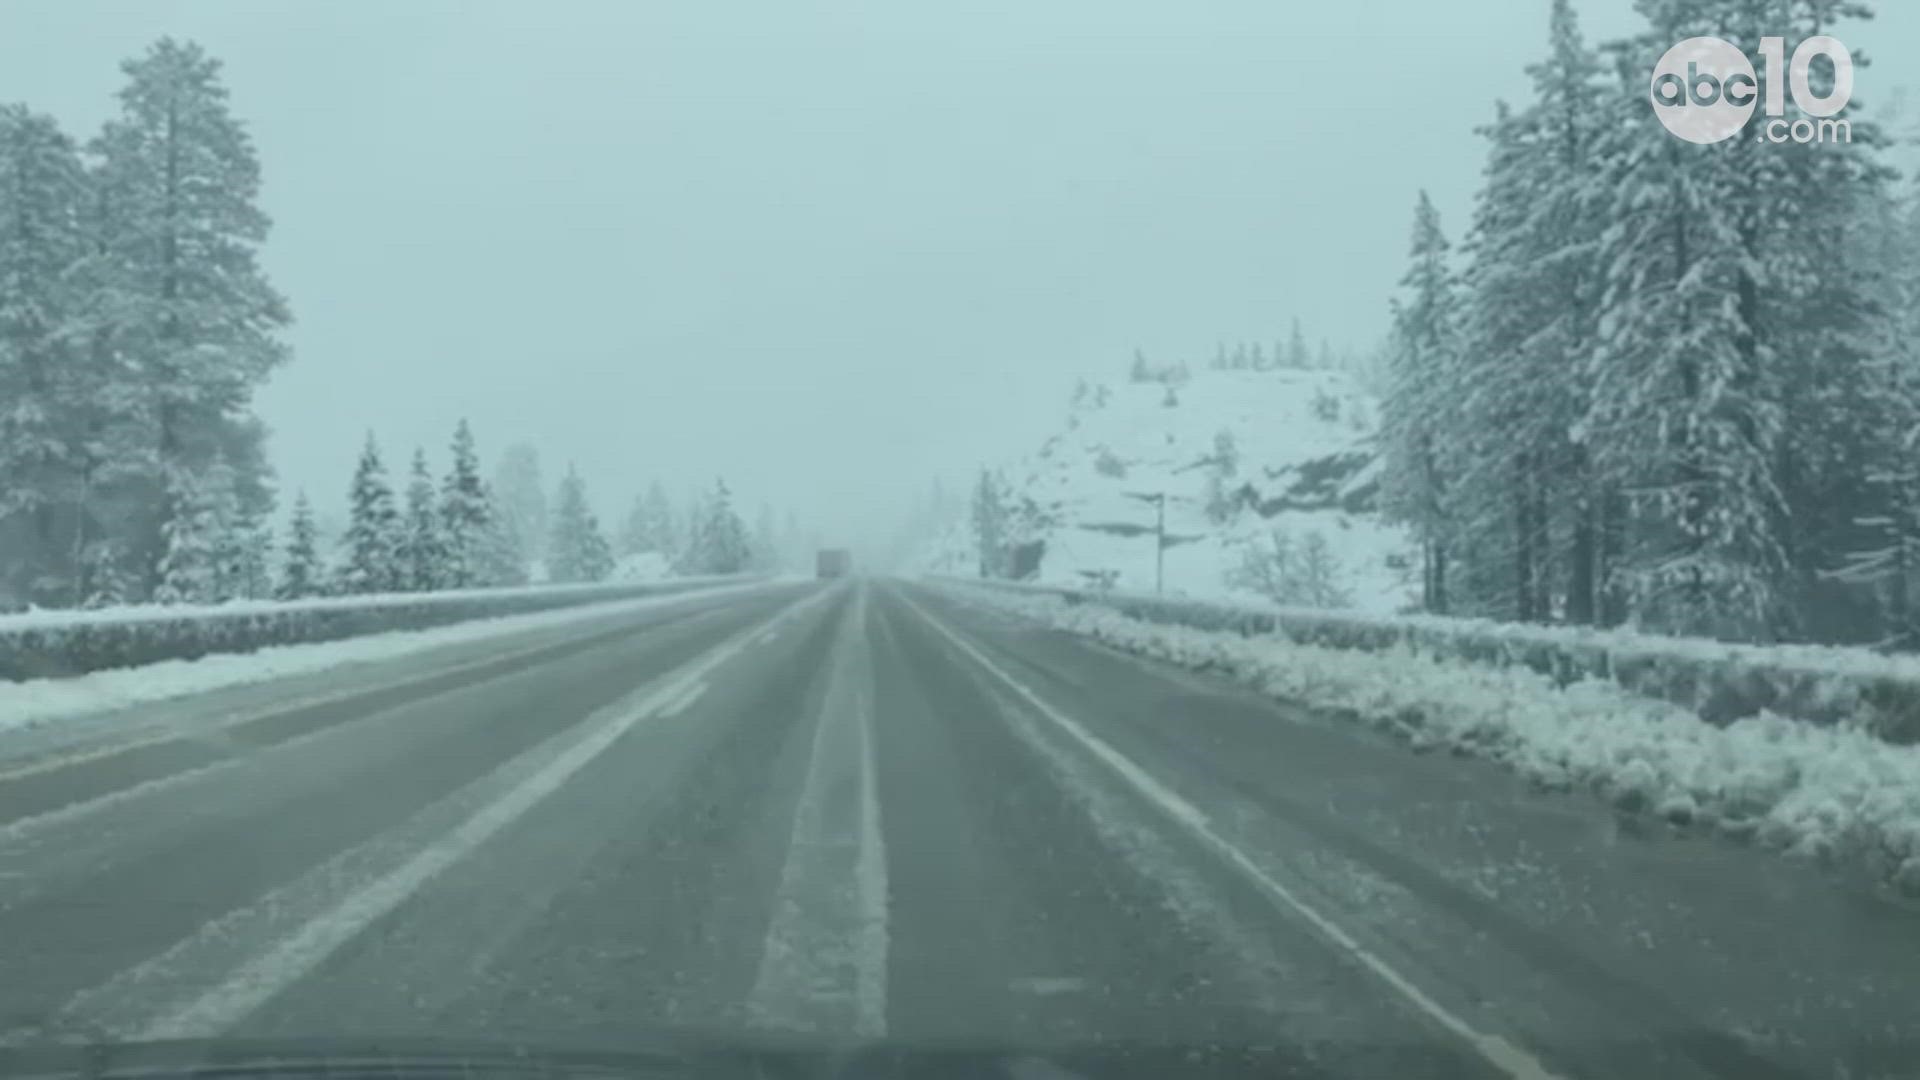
[921, 366, 1418, 614]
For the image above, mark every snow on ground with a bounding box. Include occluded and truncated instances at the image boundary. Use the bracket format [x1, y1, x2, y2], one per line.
[612, 551, 675, 582]
[0, 579, 768, 736]
[917, 367, 1418, 614]
[941, 585, 1920, 895]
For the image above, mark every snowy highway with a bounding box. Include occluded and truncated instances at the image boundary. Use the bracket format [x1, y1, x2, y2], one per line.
[2, 579, 1920, 1079]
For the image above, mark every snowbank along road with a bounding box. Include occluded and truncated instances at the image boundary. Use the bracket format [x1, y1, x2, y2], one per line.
[1, 577, 1917, 1079]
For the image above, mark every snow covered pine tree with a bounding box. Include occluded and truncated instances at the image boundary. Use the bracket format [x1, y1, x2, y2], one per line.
[439, 419, 491, 588]
[399, 447, 446, 591]
[91, 39, 290, 600]
[277, 491, 323, 599]
[338, 434, 402, 595]
[547, 464, 614, 584]
[1379, 191, 1461, 614]
[0, 105, 90, 608]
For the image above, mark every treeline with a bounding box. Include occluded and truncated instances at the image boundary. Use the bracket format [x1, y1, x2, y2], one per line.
[294, 421, 529, 600]
[0, 37, 788, 612]
[1207, 318, 1353, 373]
[1123, 318, 1359, 386]
[611, 474, 783, 579]
[280, 431, 777, 602]
[0, 38, 287, 610]
[1378, 0, 1920, 647]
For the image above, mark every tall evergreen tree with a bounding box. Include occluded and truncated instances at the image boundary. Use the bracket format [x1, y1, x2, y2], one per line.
[1450, 25, 1605, 626]
[1828, 210, 1920, 646]
[681, 478, 750, 575]
[1451, 103, 1543, 622]
[474, 482, 529, 588]
[1286, 318, 1311, 370]
[277, 490, 322, 599]
[1839, 172, 1920, 646]
[399, 447, 445, 591]
[1728, 0, 1901, 643]
[1379, 191, 1461, 613]
[972, 469, 1008, 578]
[0, 105, 90, 606]
[618, 481, 679, 560]
[438, 419, 489, 588]
[338, 433, 401, 594]
[218, 501, 273, 600]
[1586, 45, 1781, 637]
[91, 39, 290, 593]
[1507, 0, 1612, 627]
[547, 464, 613, 583]
[152, 455, 235, 604]
[490, 442, 545, 568]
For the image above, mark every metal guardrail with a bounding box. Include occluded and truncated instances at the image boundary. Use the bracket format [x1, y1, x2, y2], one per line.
[0, 576, 764, 682]
[927, 575, 1920, 743]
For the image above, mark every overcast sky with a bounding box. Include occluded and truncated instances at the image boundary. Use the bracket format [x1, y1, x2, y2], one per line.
[2, 1, 1914, 549]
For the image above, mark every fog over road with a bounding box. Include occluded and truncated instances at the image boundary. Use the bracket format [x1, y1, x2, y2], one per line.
[2, 580, 1918, 1079]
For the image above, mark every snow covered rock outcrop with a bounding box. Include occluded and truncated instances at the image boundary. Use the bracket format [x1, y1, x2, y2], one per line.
[921, 366, 1417, 613]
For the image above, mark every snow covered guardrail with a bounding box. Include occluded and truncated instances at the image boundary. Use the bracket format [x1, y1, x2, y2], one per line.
[0, 576, 760, 682]
[930, 576, 1920, 744]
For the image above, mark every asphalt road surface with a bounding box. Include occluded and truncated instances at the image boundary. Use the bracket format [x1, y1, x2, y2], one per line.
[2, 578, 1919, 1080]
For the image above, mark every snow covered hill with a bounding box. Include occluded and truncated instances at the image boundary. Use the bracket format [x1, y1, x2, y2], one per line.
[921, 367, 1418, 614]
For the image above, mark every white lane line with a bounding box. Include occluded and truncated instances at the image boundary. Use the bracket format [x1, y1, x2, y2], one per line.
[749, 582, 889, 1038]
[852, 675, 888, 1037]
[56, 589, 834, 1044]
[657, 681, 708, 719]
[0, 759, 243, 856]
[0, 638, 563, 786]
[896, 591, 1563, 1080]
[0, 605, 752, 849]
[1011, 976, 1089, 996]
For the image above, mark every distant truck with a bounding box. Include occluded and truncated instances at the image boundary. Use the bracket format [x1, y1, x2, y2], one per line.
[816, 549, 852, 579]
